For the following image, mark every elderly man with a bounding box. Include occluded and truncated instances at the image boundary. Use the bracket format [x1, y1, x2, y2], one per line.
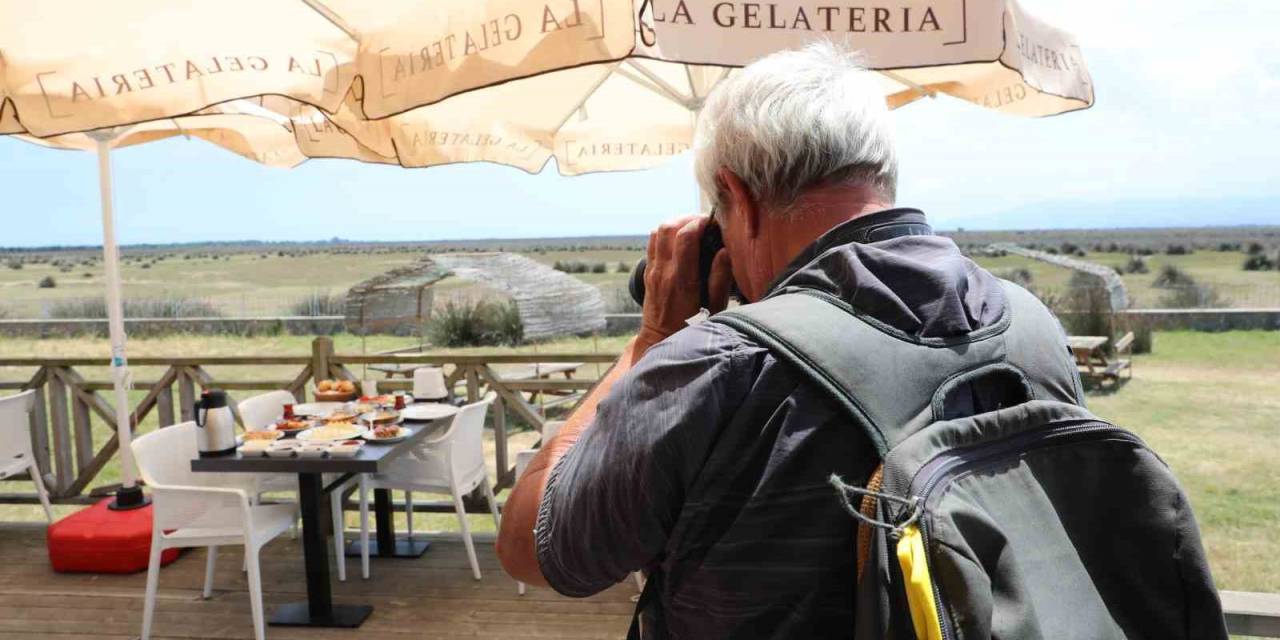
[499, 43, 1010, 636]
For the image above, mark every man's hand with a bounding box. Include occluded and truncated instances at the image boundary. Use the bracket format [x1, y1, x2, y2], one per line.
[636, 215, 733, 356]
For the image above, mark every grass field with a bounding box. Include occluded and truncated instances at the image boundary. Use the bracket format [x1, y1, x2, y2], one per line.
[0, 330, 1277, 595]
[3, 239, 1276, 319]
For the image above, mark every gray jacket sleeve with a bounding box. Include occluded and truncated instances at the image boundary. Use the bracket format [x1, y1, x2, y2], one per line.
[534, 321, 756, 597]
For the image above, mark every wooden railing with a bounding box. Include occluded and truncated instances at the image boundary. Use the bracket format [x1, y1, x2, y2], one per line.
[4, 338, 1279, 635]
[0, 337, 616, 505]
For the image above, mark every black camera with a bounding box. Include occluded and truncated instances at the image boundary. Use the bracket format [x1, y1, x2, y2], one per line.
[628, 224, 729, 309]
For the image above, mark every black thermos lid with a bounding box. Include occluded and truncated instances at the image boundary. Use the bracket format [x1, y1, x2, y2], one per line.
[199, 389, 228, 408]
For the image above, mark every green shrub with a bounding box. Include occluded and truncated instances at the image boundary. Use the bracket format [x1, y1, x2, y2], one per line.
[288, 291, 346, 316]
[1242, 254, 1276, 271]
[1120, 255, 1149, 274]
[590, 262, 608, 274]
[7, 261, 21, 270]
[616, 261, 631, 273]
[1245, 242, 1266, 255]
[425, 299, 524, 347]
[1164, 243, 1192, 255]
[1152, 264, 1195, 289]
[37, 276, 56, 289]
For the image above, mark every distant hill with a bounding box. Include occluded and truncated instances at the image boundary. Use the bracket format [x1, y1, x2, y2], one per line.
[936, 196, 1280, 231]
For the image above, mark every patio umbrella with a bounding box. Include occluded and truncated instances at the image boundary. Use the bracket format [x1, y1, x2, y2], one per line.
[1, 0, 634, 508]
[292, 0, 1093, 175]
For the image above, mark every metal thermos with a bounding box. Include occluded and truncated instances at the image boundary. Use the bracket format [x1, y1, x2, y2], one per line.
[193, 389, 237, 457]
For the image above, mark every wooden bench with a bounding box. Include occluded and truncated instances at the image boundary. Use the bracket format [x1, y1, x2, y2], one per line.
[501, 362, 584, 407]
[368, 363, 431, 379]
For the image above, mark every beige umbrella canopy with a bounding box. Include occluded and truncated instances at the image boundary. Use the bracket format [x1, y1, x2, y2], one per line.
[0, 0, 635, 137]
[288, 0, 1093, 175]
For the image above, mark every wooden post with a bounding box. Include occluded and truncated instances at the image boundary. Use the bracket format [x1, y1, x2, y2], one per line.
[71, 392, 93, 476]
[492, 394, 509, 489]
[46, 369, 74, 494]
[178, 369, 195, 422]
[465, 366, 480, 403]
[157, 379, 175, 428]
[312, 337, 334, 383]
[24, 370, 52, 483]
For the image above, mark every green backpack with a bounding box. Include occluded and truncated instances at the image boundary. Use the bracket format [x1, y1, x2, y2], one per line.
[711, 280, 1227, 639]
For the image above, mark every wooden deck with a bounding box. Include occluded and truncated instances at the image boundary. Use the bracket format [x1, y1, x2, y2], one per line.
[0, 524, 634, 639]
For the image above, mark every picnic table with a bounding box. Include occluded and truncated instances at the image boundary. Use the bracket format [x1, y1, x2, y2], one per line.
[1068, 333, 1134, 386]
[191, 418, 448, 629]
[503, 362, 584, 405]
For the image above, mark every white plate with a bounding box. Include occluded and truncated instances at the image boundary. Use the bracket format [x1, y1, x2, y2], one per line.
[292, 402, 344, 417]
[400, 403, 459, 422]
[359, 411, 404, 426]
[362, 427, 409, 444]
[297, 424, 367, 443]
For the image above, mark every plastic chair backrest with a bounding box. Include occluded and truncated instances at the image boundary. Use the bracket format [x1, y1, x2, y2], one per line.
[413, 367, 449, 400]
[133, 422, 248, 532]
[0, 391, 36, 462]
[132, 422, 202, 488]
[447, 392, 495, 482]
[238, 390, 295, 431]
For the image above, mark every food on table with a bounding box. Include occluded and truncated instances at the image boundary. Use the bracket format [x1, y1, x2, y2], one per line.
[243, 430, 283, 441]
[302, 423, 364, 442]
[351, 402, 377, 415]
[315, 379, 357, 395]
[266, 440, 301, 458]
[366, 410, 400, 424]
[329, 439, 364, 458]
[358, 394, 393, 405]
[371, 425, 402, 439]
[238, 440, 272, 456]
[324, 410, 357, 423]
[272, 418, 310, 432]
[297, 444, 328, 459]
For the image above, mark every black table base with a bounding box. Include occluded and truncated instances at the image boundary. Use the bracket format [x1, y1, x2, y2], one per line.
[343, 487, 432, 558]
[345, 537, 431, 558]
[269, 602, 372, 628]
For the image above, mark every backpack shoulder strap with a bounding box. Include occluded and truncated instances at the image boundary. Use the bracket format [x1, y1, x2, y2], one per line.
[710, 280, 1080, 456]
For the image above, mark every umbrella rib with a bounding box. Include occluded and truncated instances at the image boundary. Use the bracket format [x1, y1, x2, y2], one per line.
[622, 60, 693, 108]
[616, 66, 691, 111]
[550, 62, 620, 134]
[880, 71, 936, 99]
[299, 0, 360, 41]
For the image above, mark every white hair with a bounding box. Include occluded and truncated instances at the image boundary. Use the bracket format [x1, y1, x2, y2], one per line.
[694, 41, 897, 213]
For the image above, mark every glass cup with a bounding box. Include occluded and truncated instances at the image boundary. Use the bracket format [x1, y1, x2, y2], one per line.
[283, 403, 295, 419]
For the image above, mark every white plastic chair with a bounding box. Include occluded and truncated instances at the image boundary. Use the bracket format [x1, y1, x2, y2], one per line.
[350, 392, 500, 581]
[238, 391, 359, 579]
[133, 422, 295, 640]
[413, 367, 450, 402]
[0, 390, 54, 522]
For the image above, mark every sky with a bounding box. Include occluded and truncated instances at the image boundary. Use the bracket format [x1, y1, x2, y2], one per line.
[1, 0, 1277, 248]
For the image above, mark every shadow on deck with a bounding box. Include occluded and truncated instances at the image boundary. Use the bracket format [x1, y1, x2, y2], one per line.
[0, 524, 634, 639]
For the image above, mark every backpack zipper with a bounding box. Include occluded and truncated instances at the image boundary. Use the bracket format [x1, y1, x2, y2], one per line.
[888, 420, 1145, 640]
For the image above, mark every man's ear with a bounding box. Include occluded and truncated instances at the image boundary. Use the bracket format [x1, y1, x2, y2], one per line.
[716, 168, 762, 240]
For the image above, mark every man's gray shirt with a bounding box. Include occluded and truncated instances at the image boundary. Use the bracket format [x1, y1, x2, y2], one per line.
[536, 209, 1006, 638]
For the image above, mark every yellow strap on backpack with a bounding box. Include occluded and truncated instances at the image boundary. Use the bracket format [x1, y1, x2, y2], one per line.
[896, 524, 945, 640]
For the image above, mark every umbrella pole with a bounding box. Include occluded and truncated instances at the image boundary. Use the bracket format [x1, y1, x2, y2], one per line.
[93, 136, 149, 511]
